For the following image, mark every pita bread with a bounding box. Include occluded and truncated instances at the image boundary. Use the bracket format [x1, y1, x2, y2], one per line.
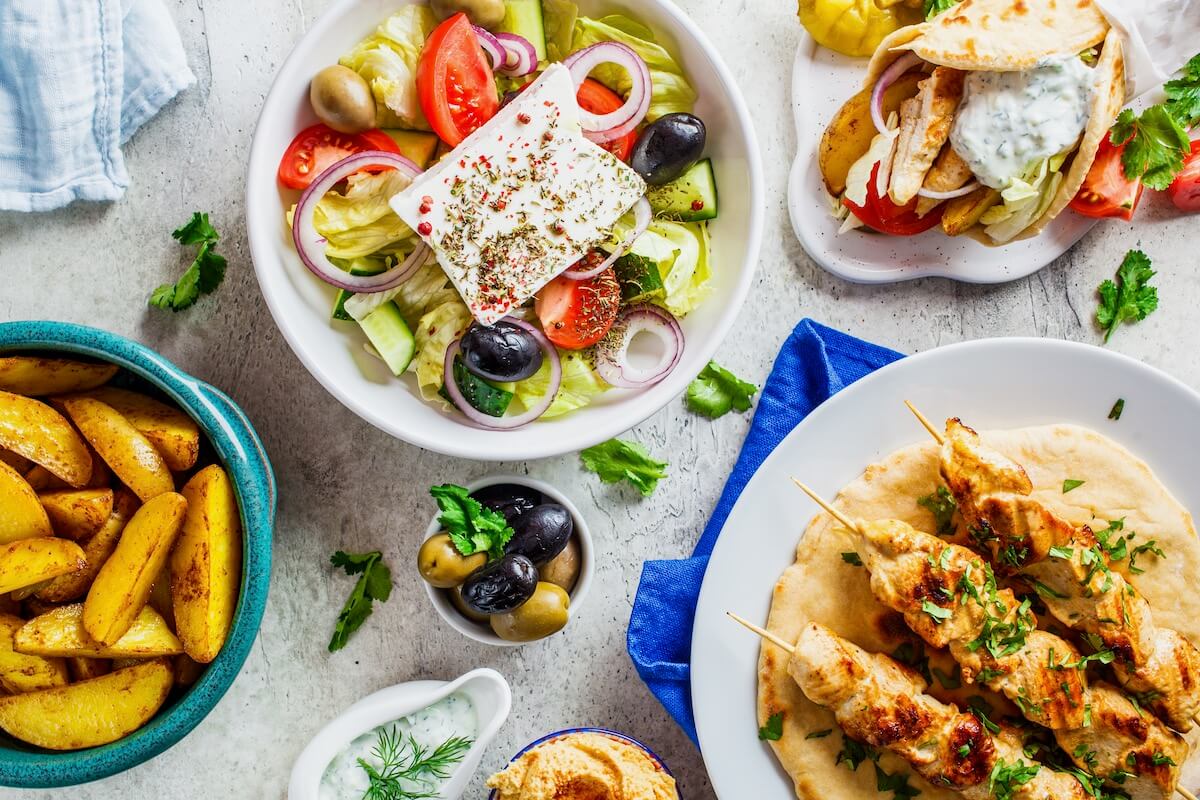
[895, 0, 1111, 72]
[757, 425, 1200, 799]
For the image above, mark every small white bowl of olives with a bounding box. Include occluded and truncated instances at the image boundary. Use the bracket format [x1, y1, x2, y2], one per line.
[419, 475, 593, 646]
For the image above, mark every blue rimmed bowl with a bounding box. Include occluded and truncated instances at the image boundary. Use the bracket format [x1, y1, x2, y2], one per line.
[0, 321, 276, 788]
[487, 727, 682, 799]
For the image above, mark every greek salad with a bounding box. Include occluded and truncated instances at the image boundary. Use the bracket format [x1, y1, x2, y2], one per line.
[278, 0, 719, 430]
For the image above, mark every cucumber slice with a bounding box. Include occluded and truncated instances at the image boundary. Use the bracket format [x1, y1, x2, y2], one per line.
[329, 259, 385, 322]
[614, 254, 665, 304]
[647, 159, 719, 222]
[332, 290, 354, 322]
[440, 356, 513, 418]
[358, 302, 415, 376]
[496, 0, 547, 62]
[381, 130, 440, 169]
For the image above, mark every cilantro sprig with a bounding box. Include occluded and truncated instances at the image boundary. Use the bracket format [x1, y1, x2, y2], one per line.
[1096, 250, 1158, 342]
[429, 484, 513, 560]
[758, 712, 784, 741]
[686, 361, 758, 419]
[580, 438, 668, 496]
[1110, 52, 1200, 190]
[149, 212, 227, 311]
[328, 550, 393, 652]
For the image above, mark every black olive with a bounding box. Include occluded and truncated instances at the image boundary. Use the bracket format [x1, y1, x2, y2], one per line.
[629, 113, 707, 186]
[460, 321, 543, 382]
[460, 554, 538, 614]
[471, 483, 543, 525]
[505, 504, 573, 566]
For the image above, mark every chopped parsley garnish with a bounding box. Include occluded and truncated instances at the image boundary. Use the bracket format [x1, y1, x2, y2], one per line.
[758, 712, 784, 741]
[966, 696, 1001, 734]
[806, 729, 833, 740]
[328, 550, 393, 652]
[1062, 479, 1085, 494]
[1110, 52, 1200, 190]
[923, 0, 960, 18]
[429, 484, 513, 560]
[1151, 751, 1177, 767]
[1129, 539, 1166, 575]
[149, 212, 227, 311]
[918, 486, 958, 536]
[891, 641, 933, 684]
[580, 438, 668, 496]
[1097, 250, 1159, 343]
[836, 736, 878, 771]
[922, 599, 953, 624]
[1029, 578, 1067, 600]
[686, 361, 758, 418]
[841, 551, 864, 566]
[874, 763, 920, 800]
[932, 666, 961, 690]
[1049, 545, 1075, 561]
[1109, 398, 1125, 420]
[988, 759, 1040, 800]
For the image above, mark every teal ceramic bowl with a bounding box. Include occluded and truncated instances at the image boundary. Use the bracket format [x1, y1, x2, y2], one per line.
[0, 321, 276, 788]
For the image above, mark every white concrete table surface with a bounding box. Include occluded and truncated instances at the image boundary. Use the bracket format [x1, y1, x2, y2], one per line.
[2, 1, 1197, 797]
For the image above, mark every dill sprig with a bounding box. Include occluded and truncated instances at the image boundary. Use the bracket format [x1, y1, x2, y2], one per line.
[358, 725, 474, 800]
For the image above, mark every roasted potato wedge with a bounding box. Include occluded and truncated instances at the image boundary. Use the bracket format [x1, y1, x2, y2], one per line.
[0, 449, 31, 473]
[59, 397, 173, 502]
[39, 489, 113, 541]
[0, 658, 173, 750]
[0, 460, 52, 543]
[83, 492, 186, 644]
[67, 656, 111, 681]
[0, 538, 87, 594]
[172, 466, 242, 663]
[942, 186, 1002, 236]
[0, 391, 92, 487]
[37, 490, 138, 603]
[148, 562, 174, 628]
[15, 603, 182, 658]
[76, 387, 200, 472]
[24, 449, 110, 491]
[174, 653, 204, 688]
[819, 71, 924, 197]
[0, 356, 117, 396]
[0, 612, 68, 693]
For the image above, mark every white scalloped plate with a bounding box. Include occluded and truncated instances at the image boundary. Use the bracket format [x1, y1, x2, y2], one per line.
[786, 34, 1098, 284]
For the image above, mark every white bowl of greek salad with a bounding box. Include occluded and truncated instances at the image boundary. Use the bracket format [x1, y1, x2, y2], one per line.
[246, 0, 762, 459]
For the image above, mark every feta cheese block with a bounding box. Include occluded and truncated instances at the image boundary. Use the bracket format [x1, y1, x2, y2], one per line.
[389, 64, 646, 325]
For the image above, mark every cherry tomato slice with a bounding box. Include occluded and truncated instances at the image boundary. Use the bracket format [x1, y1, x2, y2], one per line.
[576, 79, 637, 161]
[417, 13, 499, 147]
[1167, 140, 1200, 213]
[535, 267, 621, 350]
[277, 125, 401, 190]
[843, 162, 943, 236]
[1069, 136, 1144, 221]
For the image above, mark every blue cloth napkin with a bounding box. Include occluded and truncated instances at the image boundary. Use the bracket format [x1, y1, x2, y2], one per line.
[626, 319, 904, 745]
[0, 0, 195, 211]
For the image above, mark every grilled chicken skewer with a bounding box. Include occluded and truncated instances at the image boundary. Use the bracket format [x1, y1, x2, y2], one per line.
[907, 403, 1200, 734]
[794, 480, 1189, 800]
[729, 616, 1095, 800]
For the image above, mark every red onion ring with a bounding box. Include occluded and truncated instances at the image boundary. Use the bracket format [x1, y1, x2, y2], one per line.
[594, 304, 683, 389]
[292, 151, 430, 293]
[562, 197, 651, 281]
[917, 180, 981, 200]
[471, 25, 505, 71]
[442, 318, 562, 429]
[495, 33, 538, 77]
[870, 53, 922, 135]
[563, 42, 652, 143]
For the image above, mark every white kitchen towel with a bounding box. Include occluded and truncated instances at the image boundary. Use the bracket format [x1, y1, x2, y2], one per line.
[1094, 0, 1200, 99]
[0, 0, 195, 212]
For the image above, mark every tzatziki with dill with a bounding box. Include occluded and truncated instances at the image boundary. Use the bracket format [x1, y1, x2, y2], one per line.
[318, 692, 476, 799]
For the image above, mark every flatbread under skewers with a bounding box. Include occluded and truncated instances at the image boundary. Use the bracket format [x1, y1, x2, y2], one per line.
[758, 425, 1200, 799]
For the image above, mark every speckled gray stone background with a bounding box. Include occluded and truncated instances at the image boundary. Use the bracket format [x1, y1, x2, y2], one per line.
[1, 0, 1197, 797]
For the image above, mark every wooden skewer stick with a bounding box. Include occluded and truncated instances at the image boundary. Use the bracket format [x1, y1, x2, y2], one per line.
[791, 478, 861, 533]
[1179, 788, 1197, 800]
[726, 612, 795, 654]
[905, 400, 944, 445]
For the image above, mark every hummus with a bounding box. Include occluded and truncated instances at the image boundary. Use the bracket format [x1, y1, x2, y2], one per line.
[486, 731, 678, 800]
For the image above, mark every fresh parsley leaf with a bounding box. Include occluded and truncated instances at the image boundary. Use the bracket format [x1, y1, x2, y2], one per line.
[918, 486, 958, 536]
[686, 361, 758, 419]
[1096, 250, 1158, 343]
[328, 550, 392, 652]
[429, 484, 513, 560]
[923, 0, 959, 18]
[841, 551, 864, 566]
[922, 599, 953, 623]
[580, 438, 668, 496]
[149, 212, 227, 312]
[1109, 398, 1125, 420]
[874, 763, 920, 799]
[1062, 479, 1085, 494]
[837, 736, 878, 771]
[758, 712, 784, 741]
[1111, 106, 1192, 191]
[806, 729, 833, 740]
[1164, 53, 1200, 131]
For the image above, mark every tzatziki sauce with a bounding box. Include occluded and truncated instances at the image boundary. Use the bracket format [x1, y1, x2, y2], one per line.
[950, 56, 1094, 190]
[319, 692, 477, 800]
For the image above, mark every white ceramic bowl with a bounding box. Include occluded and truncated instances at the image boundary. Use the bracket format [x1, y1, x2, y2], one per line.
[423, 475, 593, 646]
[246, 0, 763, 460]
[287, 668, 511, 800]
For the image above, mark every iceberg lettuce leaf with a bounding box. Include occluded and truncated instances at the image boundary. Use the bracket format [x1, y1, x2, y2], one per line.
[413, 300, 473, 402]
[339, 5, 435, 129]
[500, 350, 610, 418]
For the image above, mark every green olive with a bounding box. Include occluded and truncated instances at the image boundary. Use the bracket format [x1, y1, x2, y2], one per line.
[490, 582, 570, 642]
[418, 533, 487, 588]
[449, 586, 492, 624]
[430, 0, 506, 29]
[539, 537, 581, 593]
[309, 65, 376, 134]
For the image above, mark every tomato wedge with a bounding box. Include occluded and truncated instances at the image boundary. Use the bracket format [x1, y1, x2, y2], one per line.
[843, 162, 943, 236]
[535, 267, 621, 350]
[277, 124, 401, 190]
[577, 79, 637, 161]
[417, 13, 499, 147]
[1069, 136, 1144, 221]
[1167, 140, 1200, 213]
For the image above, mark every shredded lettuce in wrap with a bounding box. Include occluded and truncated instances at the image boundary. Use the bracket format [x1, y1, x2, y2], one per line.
[339, 5, 435, 129]
[980, 152, 1068, 243]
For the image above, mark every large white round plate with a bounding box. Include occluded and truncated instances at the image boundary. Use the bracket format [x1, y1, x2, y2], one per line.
[691, 338, 1200, 797]
[787, 35, 1097, 284]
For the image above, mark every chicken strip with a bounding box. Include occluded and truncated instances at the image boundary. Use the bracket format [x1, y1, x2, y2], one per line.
[889, 67, 965, 206]
[916, 145, 975, 216]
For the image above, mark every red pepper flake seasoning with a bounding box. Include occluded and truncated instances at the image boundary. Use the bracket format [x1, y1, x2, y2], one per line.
[419, 201, 432, 214]
[543, 131, 555, 143]
[517, 112, 532, 124]
[421, 195, 433, 204]
[691, 199, 705, 211]
[417, 221, 433, 236]
[550, 220, 565, 235]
